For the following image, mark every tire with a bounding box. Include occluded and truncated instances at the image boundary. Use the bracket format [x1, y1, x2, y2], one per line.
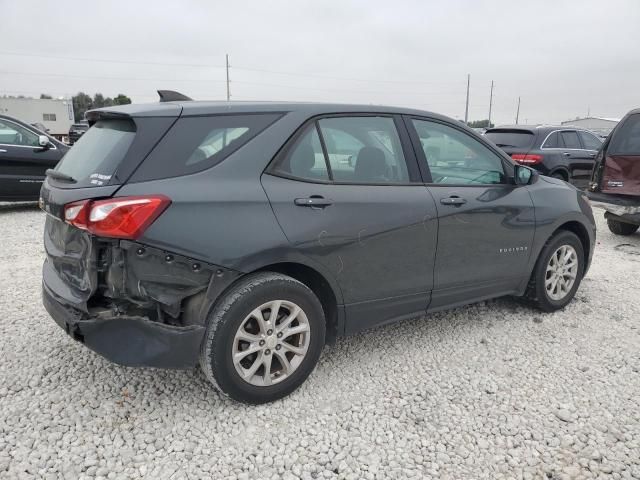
[199, 272, 326, 404]
[550, 171, 567, 181]
[523, 231, 584, 312]
[607, 218, 639, 236]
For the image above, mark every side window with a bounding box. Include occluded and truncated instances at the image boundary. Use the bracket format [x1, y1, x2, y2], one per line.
[0, 119, 40, 147]
[272, 125, 329, 181]
[560, 130, 580, 149]
[578, 131, 602, 150]
[411, 119, 505, 185]
[133, 113, 281, 181]
[609, 114, 640, 155]
[543, 131, 563, 149]
[317, 116, 410, 183]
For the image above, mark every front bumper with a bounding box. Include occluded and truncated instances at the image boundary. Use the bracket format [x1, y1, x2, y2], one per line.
[43, 282, 205, 369]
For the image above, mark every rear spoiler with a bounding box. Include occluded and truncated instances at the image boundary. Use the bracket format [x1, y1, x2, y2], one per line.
[157, 90, 193, 102]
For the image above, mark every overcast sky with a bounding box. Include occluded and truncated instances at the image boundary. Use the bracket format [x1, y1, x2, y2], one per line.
[2, 0, 639, 125]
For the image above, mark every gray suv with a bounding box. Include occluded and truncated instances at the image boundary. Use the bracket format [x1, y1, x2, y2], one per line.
[40, 100, 596, 403]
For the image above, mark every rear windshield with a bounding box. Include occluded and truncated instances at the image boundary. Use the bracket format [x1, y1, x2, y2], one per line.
[485, 129, 535, 149]
[609, 114, 640, 155]
[130, 113, 281, 182]
[56, 119, 136, 187]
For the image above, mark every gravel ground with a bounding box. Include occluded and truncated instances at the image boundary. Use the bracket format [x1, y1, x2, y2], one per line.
[1, 202, 639, 480]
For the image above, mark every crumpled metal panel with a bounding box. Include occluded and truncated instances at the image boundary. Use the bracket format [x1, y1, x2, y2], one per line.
[602, 155, 640, 196]
[43, 216, 97, 311]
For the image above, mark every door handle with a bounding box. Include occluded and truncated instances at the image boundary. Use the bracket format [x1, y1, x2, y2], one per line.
[0, 149, 6, 153]
[440, 196, 467, 206]
[588, 152, 596, 158]
[294, 196, 333, 208]
[563, 152, 571, 157]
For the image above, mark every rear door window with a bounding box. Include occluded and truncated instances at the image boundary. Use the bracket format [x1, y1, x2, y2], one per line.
[317, 116, 410, 183]
[55, 119, 136, 186]
[578, 131, 602, 150]
[484, 129, 534, 149]
[271, 125, 330, 181]
[561, 130, 581, 149]
[133, 113, 282, 181]
[609, 114, 640, 155]
[542, 131, 563, 149]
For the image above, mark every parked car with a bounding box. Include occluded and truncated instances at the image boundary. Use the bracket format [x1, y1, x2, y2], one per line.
[0, 114, 69, 201]
[588, 108, 640, 235]
[485, 125, 602, 189]
[40, 100, 595, 404]
[68, 122, 89, 144]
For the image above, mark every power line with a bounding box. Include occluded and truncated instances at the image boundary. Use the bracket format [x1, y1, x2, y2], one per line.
[0, 70, 226, 83]
[0, 51, 224, 69]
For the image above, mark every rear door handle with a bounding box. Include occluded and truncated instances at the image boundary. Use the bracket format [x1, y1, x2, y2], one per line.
[0, 149, 6, 153]
[588, 152, 596, 158]
[294, 196, 333, 208]
[440, 196, 467, 206]
[563, 152, 571, 157]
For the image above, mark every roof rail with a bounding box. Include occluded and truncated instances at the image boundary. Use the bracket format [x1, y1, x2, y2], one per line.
[157, 90, 193, 102]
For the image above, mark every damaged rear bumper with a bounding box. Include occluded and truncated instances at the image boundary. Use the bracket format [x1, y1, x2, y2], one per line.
[588, 191, 640, 216]
[43, 281, 205, 368]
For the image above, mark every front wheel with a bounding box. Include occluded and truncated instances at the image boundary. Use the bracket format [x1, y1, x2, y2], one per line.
[607, 218, 639, 236]
[523, 231, 584, 312]
[199, 272, 326, 404]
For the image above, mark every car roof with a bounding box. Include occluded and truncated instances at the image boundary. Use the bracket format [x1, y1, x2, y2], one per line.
[87, 100, 458, 123]
[487, 125, 598, 135]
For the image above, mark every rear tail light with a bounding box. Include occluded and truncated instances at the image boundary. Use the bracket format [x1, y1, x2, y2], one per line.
[63, 195, 170, 239]
[511, 153, 543, 165]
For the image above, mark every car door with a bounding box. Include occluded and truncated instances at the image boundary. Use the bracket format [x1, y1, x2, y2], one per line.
[576, 130, 602, 189]
[261, 114, 438, 333]
[0, 118, 62, 200]
[558, 130, 592, 186]
[406, 117, 536, 311]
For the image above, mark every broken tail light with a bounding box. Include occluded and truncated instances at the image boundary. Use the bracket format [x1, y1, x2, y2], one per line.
[63, 195, 171, 239]
[511, 153, 543, 165]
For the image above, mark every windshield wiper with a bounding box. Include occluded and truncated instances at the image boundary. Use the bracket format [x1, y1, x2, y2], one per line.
[45, 169, 77, 183]
[494, 143, 518, 148]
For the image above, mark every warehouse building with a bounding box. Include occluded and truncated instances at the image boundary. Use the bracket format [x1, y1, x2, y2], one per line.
[0, 97, 74, 139]
[560, 116, 619, 137]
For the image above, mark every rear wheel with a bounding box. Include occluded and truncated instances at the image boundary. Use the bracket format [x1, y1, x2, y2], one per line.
[607, 218, 639, 236]
[550, 171, 567, 181]
[199, 272, 325, 404]
[523, 231, 584, 312]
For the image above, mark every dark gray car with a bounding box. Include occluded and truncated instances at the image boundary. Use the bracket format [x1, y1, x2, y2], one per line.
[40, 100, 596, 403]
[485, 125, 602, 189]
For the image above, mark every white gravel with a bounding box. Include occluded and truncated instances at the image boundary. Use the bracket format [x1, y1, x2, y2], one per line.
[1, 202, 639, 480]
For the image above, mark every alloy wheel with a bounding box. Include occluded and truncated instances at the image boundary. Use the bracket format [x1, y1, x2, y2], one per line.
[544, 245, 579, 301]
[232, 300, 311, 386]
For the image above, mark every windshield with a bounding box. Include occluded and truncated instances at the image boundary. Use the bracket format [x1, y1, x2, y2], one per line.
[485, 130, 535, 148]
[55, 119, 136, 187]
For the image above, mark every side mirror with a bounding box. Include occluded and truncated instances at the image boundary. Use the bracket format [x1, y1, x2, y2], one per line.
[38, 135, 50, 148]
[514, 164, 535, 185]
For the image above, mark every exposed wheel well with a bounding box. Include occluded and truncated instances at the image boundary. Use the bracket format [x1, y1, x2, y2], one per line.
[550, 169, 569, 180]
[554, 221, 590, 267]
[255, 263, 340, 344]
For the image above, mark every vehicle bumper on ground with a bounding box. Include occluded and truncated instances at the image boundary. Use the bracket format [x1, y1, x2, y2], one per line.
[43, 281, 205, 369]
[587, 191, 640, 223]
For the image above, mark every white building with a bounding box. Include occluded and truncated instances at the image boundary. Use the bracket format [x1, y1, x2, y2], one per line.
[560, 117, 619, 137]
[0, 97, 75, 138]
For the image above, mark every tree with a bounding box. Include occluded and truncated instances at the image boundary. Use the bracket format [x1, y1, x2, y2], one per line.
[113, 94, 132, 105]
[40, 93, 52, 99]
[72, 92, 93, 122]
[92, 93, 106, 109]
[467, 119, 494, 128]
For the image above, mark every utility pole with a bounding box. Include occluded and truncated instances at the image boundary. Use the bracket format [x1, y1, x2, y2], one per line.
[225, 54, 231, 101]
[488, 80, 494, 128]
[464, 74, 470, 124]
[515, 96, 521, 125]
